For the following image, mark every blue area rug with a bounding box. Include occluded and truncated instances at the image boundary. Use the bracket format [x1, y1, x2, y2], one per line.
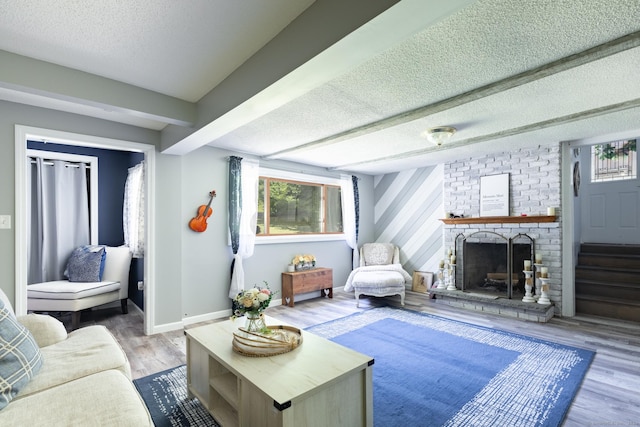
[134, 307, 594, 426]
[134, 365, 219, 427]
[307, 307, 595, 427]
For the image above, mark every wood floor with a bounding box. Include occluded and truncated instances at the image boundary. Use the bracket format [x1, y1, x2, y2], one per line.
[72, 289, 639, 427]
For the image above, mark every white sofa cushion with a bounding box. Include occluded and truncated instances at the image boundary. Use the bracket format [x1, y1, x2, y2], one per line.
[16, 325, 130, 399]
[17, 314, 68, 348]
[27, 280, 120, 300]
[0, 370, 152, 426]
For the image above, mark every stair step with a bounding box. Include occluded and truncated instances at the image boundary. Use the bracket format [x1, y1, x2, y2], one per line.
[580, 243, 640, 256]
[577, 253, 640, 269]
[575, 266, 640, 284]
[575, 244, 640, 323]
[576, 295, 640, 322]
[575, 280, 640, 300]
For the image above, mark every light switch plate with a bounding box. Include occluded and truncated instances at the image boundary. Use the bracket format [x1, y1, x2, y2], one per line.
[0, 215, 11, 229]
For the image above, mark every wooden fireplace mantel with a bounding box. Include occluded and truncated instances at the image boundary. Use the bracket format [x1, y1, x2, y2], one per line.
[440, 215, 556, 225]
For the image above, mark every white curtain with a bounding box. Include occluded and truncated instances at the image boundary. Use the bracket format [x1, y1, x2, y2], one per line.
[228, 159, 259, 298]
[123, 161, 145, 258]
[341, 174, 359, 269]
[27, 158, 90, 284]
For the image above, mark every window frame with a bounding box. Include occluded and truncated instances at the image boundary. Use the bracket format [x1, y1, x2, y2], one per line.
[589, 139, 637, 183]
[255, 168, 345, 245]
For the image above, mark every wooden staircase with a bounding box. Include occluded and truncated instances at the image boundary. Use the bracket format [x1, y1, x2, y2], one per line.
[575, 244, 640, 322]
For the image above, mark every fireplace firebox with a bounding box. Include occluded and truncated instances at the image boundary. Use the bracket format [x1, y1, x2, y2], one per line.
[456, 232, 535, 299]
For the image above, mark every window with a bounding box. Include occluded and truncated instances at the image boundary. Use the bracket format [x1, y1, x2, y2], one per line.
[590, 139, 637, 182]
[257, 174, 343, 236]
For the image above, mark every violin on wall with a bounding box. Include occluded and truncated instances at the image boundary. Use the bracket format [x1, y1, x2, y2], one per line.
[189, 190, 216, 232]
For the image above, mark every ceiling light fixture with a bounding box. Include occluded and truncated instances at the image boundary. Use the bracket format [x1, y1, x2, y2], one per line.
[421, 126, 456, 146]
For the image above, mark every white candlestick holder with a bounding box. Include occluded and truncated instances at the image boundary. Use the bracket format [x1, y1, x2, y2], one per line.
[522, 270, 536, 302]
[446, 263, 457, 290]
[538, 277, 551, 304]
[534, 263, 543, 300]
[436, 267, 447, 289]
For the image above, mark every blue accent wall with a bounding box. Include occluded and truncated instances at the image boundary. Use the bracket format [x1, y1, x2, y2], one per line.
[27, 141, 145, 309]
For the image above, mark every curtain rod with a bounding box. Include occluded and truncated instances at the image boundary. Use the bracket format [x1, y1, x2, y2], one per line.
[29, 158, 90, 169]
[226, 155, 354, 179]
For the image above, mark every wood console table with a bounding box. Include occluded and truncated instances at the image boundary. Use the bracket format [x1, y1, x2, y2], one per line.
[186, 316, 373, 427]
[281, 267, 333, 307]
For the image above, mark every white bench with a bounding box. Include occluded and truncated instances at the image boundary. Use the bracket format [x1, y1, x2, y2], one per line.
[27, 246, 132, 329]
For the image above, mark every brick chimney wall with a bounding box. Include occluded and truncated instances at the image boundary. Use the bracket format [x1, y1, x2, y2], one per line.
[443, 144, 563, 314]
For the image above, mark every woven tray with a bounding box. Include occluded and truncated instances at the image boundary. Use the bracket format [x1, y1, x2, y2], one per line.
[232, 325, 303, 357]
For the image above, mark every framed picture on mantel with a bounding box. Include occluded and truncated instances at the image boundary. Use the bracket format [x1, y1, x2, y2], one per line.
[480, 173, 510, 217]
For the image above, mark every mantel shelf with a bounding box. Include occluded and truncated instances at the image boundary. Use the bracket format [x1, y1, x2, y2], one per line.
[440, 215, 556, 225]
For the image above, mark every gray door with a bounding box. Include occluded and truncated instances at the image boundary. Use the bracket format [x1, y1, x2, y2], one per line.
[580, 144, 640, 244]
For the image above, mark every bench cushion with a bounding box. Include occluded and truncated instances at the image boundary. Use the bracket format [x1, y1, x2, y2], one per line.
[27, 281, 120, 300]
[351, 271, 406, 288]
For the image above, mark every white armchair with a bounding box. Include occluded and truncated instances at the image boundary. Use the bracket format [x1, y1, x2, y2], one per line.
[344, 243, 410, 307]
[27, 246, 132, 330]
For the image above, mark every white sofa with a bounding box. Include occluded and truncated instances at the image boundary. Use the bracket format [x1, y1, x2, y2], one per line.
[0, 288, 152, 426]
[27, 245, 132, 330]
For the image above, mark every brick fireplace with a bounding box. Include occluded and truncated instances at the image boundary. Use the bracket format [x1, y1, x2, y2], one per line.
[438, 145, 563, 319]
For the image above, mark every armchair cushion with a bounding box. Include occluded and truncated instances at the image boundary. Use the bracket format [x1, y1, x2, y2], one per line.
[361, 243, 395, 266]
[17, 314, 67, 348]
[65, 245, 106, 282]
[0, 300, 43, 410]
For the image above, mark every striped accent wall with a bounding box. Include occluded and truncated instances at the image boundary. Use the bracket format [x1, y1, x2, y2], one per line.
[374, 165, 444, 275]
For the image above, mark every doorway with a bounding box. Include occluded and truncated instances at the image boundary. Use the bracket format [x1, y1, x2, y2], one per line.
[14, 125, 156, 335]
[579, 140, 639, 244]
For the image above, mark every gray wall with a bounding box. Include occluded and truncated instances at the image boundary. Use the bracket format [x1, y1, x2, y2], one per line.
[373, 166, 444, 276]
[0, 100, 158, 305]
[0, 99, 374, 330]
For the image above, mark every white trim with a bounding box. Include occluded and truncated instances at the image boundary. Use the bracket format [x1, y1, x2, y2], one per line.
[255, 233, 346, 245]
[154, 299, 284, 334]
[15, 125, 157, 336]
[26, 149, 99, 245]
[260, 167, 342, 186]
[561, 141, 575, 317]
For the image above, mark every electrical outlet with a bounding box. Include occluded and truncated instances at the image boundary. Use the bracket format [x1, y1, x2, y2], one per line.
[137, 280, 144, 290]
[0, 215, 11, 229]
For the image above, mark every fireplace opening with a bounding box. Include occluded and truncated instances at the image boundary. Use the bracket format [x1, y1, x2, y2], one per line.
[462, 242, 531, 298]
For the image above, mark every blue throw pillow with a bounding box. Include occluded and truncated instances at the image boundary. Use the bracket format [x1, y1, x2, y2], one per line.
[0, 300, 43, 410]
[66, 245, 106, 282]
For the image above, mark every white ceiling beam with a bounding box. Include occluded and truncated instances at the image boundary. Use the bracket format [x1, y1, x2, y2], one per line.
[161, 0, 476, 155]
[267, 30, 640, 160]
[0, 50, 197, 127]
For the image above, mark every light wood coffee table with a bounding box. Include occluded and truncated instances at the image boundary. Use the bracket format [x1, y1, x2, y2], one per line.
[186, 315, 373, 427]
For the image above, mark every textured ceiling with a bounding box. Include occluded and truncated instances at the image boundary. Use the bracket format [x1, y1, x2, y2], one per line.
[1, 0, 640, 175]
[0, 0, 314, 101]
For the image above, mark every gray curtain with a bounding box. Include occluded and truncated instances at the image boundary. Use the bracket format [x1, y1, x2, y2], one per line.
[352, 175, 360, 243]
[27, 158, 90, 284]
[227, 156, 259, 299]
[228, 156, 242, 289]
